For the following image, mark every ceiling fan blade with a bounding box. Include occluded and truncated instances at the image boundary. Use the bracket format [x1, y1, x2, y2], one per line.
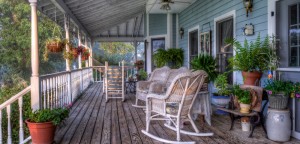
[147, 3, 158, 5]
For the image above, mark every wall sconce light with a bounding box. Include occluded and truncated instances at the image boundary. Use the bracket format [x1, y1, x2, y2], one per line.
[179, 27, 184, 39]
[243, 0, 253, 17]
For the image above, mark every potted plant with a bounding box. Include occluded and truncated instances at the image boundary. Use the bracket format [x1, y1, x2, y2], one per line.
[265, 80, 293, 109]
[134, 60, 144, 70]
[232, 85, 252, 113]
[211, 73, 231, 115]
[153, 48, 184, 68]
[226, 35, 273, 86]
[190, 53, 218, 91]
[136, 69, 148, 81]
[26, 108, 69, 144]
[81, 48, 90, 61]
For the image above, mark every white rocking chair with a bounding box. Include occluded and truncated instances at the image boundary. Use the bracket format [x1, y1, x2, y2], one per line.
[104, 61, 125, 102]
[142, 70, 214, 144]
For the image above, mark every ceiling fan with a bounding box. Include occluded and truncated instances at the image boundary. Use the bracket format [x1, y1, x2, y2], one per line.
[148, 0, 192, 11]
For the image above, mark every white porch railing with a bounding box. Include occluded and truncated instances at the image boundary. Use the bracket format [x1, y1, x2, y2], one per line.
[0, 86, 32, 144]
[39, 67, 93, 109]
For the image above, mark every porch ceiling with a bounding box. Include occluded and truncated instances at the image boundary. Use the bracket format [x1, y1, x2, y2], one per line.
[37, 0, 146, 42]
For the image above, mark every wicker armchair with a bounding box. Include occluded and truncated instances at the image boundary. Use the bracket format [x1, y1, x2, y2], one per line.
[142, 70, 214, 144]
[133, 66, 171, 108]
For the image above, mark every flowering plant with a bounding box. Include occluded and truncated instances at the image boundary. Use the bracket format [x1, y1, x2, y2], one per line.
[134, 60, 144, 66]
[291, 83, 300, 99]
[265, 80, 293, 96]
[81, 48, 90, 61]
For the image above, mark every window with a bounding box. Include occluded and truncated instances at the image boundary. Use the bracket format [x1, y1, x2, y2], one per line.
[289, 4, 300, 67]
[216, 17, 233, 84]
[189, 30, 199, 65]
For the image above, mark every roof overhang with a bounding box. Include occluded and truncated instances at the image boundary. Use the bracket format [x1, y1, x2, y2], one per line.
[37, 0, 146, 42]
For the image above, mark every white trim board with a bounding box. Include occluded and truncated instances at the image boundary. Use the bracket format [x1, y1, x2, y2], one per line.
[146, 34, 167, 73]
[187, 25, 200, 69]
[213, 10, 236, 83]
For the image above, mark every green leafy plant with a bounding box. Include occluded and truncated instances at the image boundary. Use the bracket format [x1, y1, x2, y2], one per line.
[28, 108, 69, 125]
[190, 53, 218, 81]
[264, 80, 293, 96]
[214, 73, 231, 96]
[232, 85, 251, 104]
[138, 69, 148, 80]
[153, 48, 184, 68]
[226, 34, 272, 72]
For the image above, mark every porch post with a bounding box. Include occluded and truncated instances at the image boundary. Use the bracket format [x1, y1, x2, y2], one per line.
[90, 39, 94, 67]
[29, 0, 40, 110]
[85, 35, 88, 67]
[64, 14, 71, 71]
[78, 30, 82, 69]
[134, 41, 138, 62]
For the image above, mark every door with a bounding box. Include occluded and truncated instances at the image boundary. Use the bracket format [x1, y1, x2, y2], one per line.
[277, 0, 300, 139]
[151, 38, 165, 70]
[216, 17, 234, 84]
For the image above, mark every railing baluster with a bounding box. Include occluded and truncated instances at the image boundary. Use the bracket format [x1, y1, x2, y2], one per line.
[7, 105, 12, 144]
[47, 79, 50, 109]
[0, 110, 2, 144]
[18, 97, 24, 143]
[43, 80, 46, 109]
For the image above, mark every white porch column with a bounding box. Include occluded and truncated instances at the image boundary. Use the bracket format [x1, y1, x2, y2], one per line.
[29, 0, 40, 110]
[89, 39, 94, 67]
[78, 30, 82, 69]
[85, 35, 88, 67]
[64, 14, 71, 71]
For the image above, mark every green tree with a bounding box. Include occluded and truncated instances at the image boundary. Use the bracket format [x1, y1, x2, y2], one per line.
[0, 0, 65, 82]
[99, 42, 134, 65]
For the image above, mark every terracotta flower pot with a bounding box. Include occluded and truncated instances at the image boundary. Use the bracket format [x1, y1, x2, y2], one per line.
[26, 119, 56, 144]
[242, 71, 262, 86]
[240, 103, 251, 113]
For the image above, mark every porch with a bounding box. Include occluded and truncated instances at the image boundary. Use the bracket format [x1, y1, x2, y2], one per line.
[54, 82, 297, 144]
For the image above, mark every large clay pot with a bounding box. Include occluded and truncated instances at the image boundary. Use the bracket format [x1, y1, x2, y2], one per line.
[266, 108, 291, 142]
[26, 120, 56, 144]
[242, 71, 262, 86]
[211, 95, 230, 115]
[239, 103, 251, 113]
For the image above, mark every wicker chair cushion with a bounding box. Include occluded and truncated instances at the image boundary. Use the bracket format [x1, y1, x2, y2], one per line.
[165, 67, 189, 87]
[150, 66, 171, 82]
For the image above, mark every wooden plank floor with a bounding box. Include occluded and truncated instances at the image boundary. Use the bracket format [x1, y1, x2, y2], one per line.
[54, 83, 300, 144]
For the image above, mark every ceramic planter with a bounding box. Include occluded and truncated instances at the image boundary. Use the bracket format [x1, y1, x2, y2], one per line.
[242, 71, 262, 86]
[241, 117, 250, 131]
[26, 120, 56, 144]
[211, 95, 230, 115]
[239, 103, 251, 113]
[266, 108, 291, 142]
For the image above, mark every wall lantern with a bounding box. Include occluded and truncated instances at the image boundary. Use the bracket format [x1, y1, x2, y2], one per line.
[243, 0, 253, 17]
[179, 27, 184, 39]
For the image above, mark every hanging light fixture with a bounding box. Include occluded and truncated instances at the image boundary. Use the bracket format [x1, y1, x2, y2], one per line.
[243, 0, 253, 17]
[160, 3, 171, 11]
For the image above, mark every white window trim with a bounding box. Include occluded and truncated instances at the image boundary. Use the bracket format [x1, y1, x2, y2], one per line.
[187, 25, 200, 69]
[213, 10, 236, 83]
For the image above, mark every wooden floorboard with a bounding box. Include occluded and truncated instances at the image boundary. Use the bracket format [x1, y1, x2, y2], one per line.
[55, 83, 300, 144]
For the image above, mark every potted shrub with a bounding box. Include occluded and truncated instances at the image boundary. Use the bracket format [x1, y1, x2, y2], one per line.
[26, 108, 69, 144]
[265, 80, 293, 109]
[232, 85, 252, 113]
[190, 53, 218, 91]
[226, 35, 273, 85]
[212, 73, 231, 115]
[136, 69, 148, 81]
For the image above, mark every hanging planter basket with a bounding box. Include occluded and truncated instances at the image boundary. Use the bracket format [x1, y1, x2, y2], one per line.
[46, 40, 63, 53]
[81, 48, 90, 61]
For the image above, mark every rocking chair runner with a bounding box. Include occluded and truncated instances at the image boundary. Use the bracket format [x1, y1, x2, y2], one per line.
[142, 70, 214, 144]
[217, 85, 268, 138]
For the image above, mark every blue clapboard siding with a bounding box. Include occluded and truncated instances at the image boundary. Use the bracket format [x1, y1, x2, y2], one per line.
[178, 0, 268, 83]
[144, 12, 147, 37]
[149, 14, 167, 36]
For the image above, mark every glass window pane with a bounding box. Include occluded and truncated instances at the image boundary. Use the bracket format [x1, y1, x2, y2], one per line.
[190, 31, 198, 56]
[290, 47, 298, 66]
[290, 4, 297, 25]
[290, 26, 298, 46]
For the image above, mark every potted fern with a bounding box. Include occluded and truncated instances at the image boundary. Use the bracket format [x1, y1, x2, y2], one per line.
[26, 108, 69, 144]
[190, 53, 218, 82]
[226, 35, 272, 86]
[153, 48, 184, 68]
